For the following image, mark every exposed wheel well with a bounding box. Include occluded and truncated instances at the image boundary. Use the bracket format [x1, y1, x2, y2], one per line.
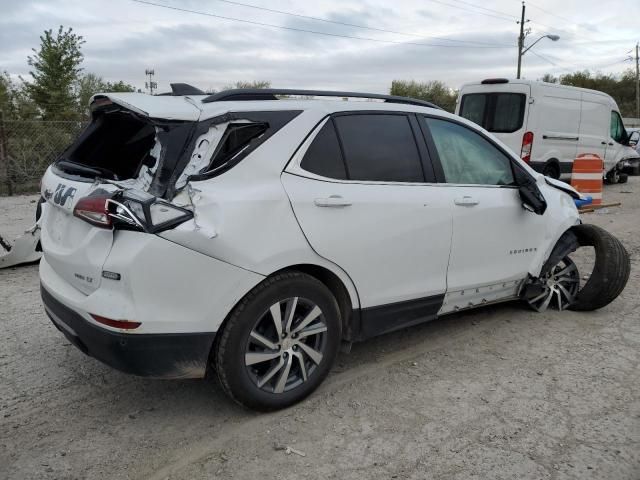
[275, 264, 356, 341]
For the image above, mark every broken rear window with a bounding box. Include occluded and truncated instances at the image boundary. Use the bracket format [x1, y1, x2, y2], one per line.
[56, 111, 157, 181]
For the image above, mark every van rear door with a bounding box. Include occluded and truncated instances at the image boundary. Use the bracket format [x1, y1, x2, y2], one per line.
[457, 82, 531, 158]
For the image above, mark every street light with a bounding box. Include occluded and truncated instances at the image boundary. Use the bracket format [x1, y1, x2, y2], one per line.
[517, 34, 560, 79]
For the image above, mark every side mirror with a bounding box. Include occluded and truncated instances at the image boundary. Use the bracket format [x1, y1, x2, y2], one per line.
[519, 182, 547, 215]
[628, 131, 640, 146]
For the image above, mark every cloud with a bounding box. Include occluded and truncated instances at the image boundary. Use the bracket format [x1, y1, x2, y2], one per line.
[1, 0, 637, 93]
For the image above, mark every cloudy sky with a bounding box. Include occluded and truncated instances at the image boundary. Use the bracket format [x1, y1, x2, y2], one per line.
[1, 0, 638, 93]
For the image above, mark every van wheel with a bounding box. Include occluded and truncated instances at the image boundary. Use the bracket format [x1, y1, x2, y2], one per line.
[605, 169, 619, 184]
[617, 173, 629, 184]
[214, 272, 341, 411]
[542, 162, 560, 179]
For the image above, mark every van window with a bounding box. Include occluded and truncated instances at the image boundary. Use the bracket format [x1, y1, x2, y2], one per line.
[460, 93, 526, 133]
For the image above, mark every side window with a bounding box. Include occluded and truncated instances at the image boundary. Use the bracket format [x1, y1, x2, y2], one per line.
[300, 120, 347, 179]
[610, 111, 625, 143]
[208, 122, 268, 172]
[333, 114, 425, 182]
[424, 117, 515, 186]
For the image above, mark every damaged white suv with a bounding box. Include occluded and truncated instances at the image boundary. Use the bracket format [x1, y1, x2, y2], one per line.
[39, 86, 630, 410]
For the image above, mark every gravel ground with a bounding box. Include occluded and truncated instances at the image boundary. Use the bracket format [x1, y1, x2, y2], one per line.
[1, 181, 639, 480]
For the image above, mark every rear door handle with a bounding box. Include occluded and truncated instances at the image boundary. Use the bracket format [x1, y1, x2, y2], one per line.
[454, 196, 479, 206]
[314, 195, 352, 208]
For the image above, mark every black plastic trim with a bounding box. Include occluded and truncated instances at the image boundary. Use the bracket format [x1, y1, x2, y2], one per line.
[41, 285, 215, 379]
[202, 88, 442, 110]
[356, 294, 444, 340]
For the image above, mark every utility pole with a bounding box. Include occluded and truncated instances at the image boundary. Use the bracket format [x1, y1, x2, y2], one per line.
[635, 42, 639, 119]
[145, 69, 157, 95]
[516, 2, 526, 79]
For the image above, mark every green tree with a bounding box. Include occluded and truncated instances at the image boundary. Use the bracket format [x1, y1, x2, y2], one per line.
[223, 80, 271, 90]
[76, 73, 135, 115]
[540, 73, 558, 83]
[390, 80, 458, 112]
[25, 26, 85, 119]
[0, 71, 38, 120]
[557, 69, 636, 117]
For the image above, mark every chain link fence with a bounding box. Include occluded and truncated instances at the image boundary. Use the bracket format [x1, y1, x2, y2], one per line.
[0, 117, 87, 196]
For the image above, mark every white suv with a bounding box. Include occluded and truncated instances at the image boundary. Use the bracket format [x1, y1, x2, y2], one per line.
[39, 87, 630, 410]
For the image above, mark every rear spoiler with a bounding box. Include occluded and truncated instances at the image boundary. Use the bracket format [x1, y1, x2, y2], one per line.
[89, 92, 202, 121]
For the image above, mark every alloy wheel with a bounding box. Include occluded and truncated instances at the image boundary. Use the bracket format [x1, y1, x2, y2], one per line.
[527, 256, 580, 312]
[245, 297, 328, 394]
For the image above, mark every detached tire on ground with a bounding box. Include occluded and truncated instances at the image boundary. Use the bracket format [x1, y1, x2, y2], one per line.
[214, 272, 341, 411]
[569, 224, 630, 311]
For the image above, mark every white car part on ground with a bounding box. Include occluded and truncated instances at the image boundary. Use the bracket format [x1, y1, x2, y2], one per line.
[0, 224, 42, 269]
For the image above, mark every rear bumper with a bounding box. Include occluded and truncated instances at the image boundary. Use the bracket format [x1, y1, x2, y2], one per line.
[41, 284, 215, 379]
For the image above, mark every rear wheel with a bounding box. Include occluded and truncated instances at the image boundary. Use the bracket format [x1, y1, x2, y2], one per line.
[214, 272, 341, 411]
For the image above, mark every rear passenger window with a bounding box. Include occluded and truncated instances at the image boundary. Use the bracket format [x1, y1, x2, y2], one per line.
[334, 114, 425, 182]
[300, 120, 347, 179]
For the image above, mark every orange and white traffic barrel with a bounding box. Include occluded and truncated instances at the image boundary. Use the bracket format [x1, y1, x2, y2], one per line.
[571, 153, 603, 205]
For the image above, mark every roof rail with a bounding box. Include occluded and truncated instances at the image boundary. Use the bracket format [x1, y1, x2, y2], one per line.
[202, 88, 442, 109]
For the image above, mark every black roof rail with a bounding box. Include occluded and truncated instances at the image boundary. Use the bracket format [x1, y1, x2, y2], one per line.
[157, 83, 206, 96]
[201, 88, 442, 110]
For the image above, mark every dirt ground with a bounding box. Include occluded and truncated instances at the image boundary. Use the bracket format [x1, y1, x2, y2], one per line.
[1, 181, 639, 480]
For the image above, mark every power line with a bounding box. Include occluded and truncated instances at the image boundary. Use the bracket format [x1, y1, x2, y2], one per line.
[131, 0, 513, 49]
[452, 0, 517, 20]
[423, 0, 516, 22]
[208, 0, 511, 46]
[526, 1, 575, 24]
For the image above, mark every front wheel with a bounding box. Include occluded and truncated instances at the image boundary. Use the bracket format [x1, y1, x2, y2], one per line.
[214, 272, 341, 411]
[525, 224, 630, 312]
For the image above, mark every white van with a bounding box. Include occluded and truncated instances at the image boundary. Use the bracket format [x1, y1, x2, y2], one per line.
[455, 79, 640, 183]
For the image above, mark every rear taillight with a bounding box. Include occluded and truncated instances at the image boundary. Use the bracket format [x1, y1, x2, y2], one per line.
[73, 193, 113, 228]
[73, 190, 193, 233]
[90, 314, 141, 330]
[521, 131, 534, 164]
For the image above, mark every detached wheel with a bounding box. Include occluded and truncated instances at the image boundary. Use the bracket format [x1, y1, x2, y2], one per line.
[526, 224, 630, 312]
[214, 272, 341, 411]
[569, 224, 630, 310]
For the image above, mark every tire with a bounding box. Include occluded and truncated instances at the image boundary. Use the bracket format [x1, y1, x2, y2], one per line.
[605, 169, 619, 185]
[543, 162, 560, 179]
[214, 272, 341, 411]
[569, 224, 630, 311]
[617, 173, 629, 184]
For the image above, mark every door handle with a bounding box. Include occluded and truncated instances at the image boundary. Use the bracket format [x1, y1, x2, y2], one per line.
[601, 141, 607, 145]
[314, 195, 352, 208]
[454, 196, 479, 206]
[608, 142, 614, 146]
